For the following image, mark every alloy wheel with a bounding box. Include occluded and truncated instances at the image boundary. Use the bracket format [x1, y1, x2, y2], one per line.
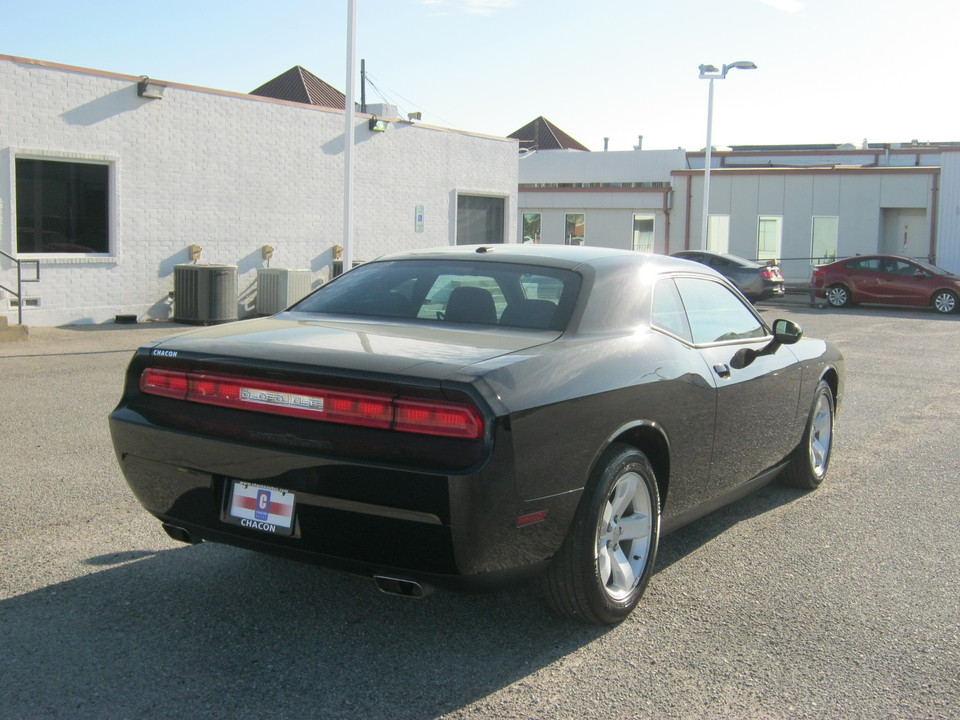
[808, 392, 833, 478]
[596, 471, 653, 601]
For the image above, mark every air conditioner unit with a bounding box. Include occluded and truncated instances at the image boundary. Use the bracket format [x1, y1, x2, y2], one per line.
[255, 268, 312, 315]
[173, 264, 239, 324]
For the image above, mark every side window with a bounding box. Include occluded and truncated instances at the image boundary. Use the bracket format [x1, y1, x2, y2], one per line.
[674, 277, 766, 345]
[651, 279, 693, 343]
[846, 258, 881, 272]
[884, 259, 920, 276]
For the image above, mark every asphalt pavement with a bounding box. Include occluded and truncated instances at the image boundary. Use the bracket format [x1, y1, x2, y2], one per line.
[1, 307, 958, 720]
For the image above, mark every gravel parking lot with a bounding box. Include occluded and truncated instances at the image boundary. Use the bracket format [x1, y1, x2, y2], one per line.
[1, 305, 958, 719]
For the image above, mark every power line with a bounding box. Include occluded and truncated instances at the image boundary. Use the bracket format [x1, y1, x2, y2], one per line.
[364, 71, 462, 129]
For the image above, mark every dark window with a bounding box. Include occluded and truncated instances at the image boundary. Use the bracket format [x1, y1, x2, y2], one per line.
[292, 259, 580, 331]
[883, 259, 921, 276]
[16, 159, 109, 254]
[845, 258, 881, 272]
[456, 195, 504, 245]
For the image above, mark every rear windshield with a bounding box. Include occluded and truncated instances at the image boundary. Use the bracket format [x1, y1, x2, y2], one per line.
[291, 259, 581, 331]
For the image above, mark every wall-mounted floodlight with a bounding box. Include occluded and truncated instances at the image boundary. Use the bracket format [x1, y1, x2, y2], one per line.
[137, 76, 166, 99]
[368, 115, 387, 132]
[407, 112, 422, 121]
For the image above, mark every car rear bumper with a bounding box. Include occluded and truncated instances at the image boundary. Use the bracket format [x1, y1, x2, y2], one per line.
[753, 283, 785, 300]
[108, 407, 578, 590]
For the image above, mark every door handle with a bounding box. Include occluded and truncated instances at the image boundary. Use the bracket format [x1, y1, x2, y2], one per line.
[713, 363, 731, 378]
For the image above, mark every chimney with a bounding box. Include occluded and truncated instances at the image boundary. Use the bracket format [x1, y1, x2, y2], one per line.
[633, 135, 643, 151]
[603, 137, 609, 151]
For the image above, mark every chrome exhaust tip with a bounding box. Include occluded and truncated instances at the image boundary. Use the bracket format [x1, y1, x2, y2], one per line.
[373, 575, 433, 598]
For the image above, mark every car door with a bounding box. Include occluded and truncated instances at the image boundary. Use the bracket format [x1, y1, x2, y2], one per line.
[674, 276, 802, 496]
[878, 258, 929, 306]
[842, 257, 883, 301]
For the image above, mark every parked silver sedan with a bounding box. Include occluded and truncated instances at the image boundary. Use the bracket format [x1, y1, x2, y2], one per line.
[672, 251, 785, 302]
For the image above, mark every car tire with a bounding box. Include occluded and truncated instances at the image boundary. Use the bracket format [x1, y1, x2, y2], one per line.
[542, 443, 660, 625]
[931, 290, 958, 314]
[782, 380, 835, 489]
[825, 284, 851, 308]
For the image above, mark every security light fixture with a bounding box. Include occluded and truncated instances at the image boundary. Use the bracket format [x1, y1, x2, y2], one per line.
[698, 59, 758, 248]
[368, 116, 387, 132]
[137, 76, 166, 99]
[407, 112, 422, 121]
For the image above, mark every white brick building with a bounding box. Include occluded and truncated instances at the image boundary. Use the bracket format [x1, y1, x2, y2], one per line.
[0, 56, 518, 326]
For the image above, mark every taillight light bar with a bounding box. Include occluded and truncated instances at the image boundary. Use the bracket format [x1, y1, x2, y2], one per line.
[139, 368, 483, 439]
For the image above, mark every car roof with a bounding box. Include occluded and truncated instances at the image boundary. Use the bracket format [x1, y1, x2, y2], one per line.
[673, 250, 761, 268]
[372, 244, 701, 274]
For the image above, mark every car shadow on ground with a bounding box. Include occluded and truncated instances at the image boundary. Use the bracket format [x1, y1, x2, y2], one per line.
[0, 542, 604, 719]
[1, 481, 811, 719]
[655, 480, 808, 573]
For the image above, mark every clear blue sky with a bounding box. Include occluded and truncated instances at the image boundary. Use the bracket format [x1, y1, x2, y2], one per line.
[3, 0, 957, 151]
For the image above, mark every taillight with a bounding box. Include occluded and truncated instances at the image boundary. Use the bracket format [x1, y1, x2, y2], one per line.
[395, 398, 483, 439]
[140, 368, 188, 399]
[139, 368, 483, 439]
[810, 267, 826, 287]
[760, 268, 774, 279]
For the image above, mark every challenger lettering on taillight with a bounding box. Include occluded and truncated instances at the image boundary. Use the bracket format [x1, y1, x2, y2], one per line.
[139, 368, 482, 439]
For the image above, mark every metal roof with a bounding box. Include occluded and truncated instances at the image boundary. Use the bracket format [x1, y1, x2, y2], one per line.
[250, 66, 346, 110]
[508, 116, 589, 152]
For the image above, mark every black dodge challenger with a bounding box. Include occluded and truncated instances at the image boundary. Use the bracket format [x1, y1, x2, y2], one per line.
[109, 245, 843, 625]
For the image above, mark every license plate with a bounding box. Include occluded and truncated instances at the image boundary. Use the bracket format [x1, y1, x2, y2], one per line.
[225, 481, 296, 536]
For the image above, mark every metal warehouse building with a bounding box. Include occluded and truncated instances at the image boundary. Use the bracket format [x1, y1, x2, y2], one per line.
[518, 139, 960, 285]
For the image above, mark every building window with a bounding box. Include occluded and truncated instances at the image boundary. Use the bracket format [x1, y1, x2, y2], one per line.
[456, 195, 504, 245]
[757, 216, 782, 261]
[811, 216, 838, 265]
[706, 215, 729, 253]
[523, 213, 542, 244]
[16, 158, 110, 254]
[632, 214, 655, 253]
[565, 213, 585, 245]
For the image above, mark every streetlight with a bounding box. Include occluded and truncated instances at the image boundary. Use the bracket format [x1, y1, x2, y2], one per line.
[698, 61, 757, 249]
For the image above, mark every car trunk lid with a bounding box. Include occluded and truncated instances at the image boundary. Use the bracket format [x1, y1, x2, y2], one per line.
[145, 313, 558, 381]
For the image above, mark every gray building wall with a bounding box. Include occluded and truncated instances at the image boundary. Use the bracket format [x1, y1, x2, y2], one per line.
[674, 167, 939, 282]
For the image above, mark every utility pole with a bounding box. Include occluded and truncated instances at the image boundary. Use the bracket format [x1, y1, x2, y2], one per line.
[360, 58, 366, 114]
[343, 0, 357, 273]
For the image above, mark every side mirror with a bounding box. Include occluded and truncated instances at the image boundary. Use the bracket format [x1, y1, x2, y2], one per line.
[730, 319, 802, 370]
[772, 319, 802, 345]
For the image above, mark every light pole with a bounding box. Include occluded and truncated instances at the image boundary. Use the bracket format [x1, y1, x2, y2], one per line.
[698, 61, 757, 249]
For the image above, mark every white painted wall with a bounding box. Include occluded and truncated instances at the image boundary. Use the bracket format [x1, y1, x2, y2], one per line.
[519, 148, 684, 184]
[0, 56, 517, 326]
[518, 189, 670, 252]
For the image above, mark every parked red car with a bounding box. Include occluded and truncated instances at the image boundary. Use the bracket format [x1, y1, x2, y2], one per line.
[810, 255, 960, 314]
